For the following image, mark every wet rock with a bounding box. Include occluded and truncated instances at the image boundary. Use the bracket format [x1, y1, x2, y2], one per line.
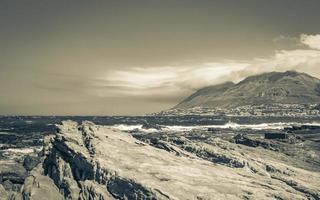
[271, 175, 320, 200]
[21, 166, 64, 200]
[107, 177, 156, 200]
[265, 132, 288, 139]
[2, 180, 13, 191]
[44, 147, 82, 199]
[182, 142, 246, 168]
[0, 161, 27, 184]
[266, 164, 282, 174]
[233, 134, 279, 151]
[141, 122, 163, 130]
[79, 180, 114, 200]
[23, 155, 41, 171]
[286, 124, 320, 131]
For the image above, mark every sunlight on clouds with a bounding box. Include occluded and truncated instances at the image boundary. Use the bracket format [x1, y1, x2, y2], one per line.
[91, 33, 320, 100]
[300, 34, 320, 50]
[273, 49, 320, 67]
[92, 63, 248, 98]
[176, 63, 249, 89]
[242, 34, 320, 77]
[105, 67, 177, 89]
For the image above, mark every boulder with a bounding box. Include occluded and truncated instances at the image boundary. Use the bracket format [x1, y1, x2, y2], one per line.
[265, 132, 288, 139]
[0, 160, 27, 184]
[23, 155, 41, 171]
[141, 122, 163, 130]
[0, 184, 8, 199]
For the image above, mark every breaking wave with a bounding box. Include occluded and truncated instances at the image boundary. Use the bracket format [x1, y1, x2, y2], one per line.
[109, 122, 320, 132]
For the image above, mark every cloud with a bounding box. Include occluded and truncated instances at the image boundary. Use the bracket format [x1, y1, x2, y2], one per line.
[300, 34, 320, 50]
[92, 63, 248, 99]
[5, 33, 319, 115]
[90, 33, 320, 104]
[273, 35, 299, 43]
[230, 34, 320, 79]
[273, 49, 320, 68]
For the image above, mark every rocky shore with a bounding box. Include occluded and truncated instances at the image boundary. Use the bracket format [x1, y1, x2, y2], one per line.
[1, 120, 320, 199]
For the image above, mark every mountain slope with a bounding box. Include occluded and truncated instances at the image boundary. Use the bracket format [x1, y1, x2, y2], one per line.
[175, 71, 320, 109]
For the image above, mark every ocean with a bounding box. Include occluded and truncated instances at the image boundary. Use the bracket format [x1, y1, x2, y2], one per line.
[1, 115, 320, 161]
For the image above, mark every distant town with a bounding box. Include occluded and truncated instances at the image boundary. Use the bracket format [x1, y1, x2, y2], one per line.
[155, 104, 320, 116]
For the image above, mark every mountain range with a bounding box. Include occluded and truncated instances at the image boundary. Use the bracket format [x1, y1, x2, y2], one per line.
[175, 70, 320, 109]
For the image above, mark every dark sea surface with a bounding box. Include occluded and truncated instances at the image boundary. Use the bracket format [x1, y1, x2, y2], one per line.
[2, 115, 320, 134]
[1, 115, 320, 170]
[1, 115, 320, 151]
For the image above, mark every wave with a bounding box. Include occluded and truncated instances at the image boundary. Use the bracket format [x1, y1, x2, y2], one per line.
[2, 146, 42, 154]
[109, 122, 320, 132]
[109, 124, 163, 133]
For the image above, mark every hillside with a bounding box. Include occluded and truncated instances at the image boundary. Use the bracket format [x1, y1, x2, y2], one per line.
[175, 71, 320, 109]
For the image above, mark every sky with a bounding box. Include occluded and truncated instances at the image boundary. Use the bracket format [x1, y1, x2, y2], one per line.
[1, 0, 320, 115]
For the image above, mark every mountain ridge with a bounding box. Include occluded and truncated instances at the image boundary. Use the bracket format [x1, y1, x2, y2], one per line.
[175, 70, 320, 109]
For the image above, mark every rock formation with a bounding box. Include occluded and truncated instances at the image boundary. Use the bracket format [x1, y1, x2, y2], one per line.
[2, 120, 320, 199]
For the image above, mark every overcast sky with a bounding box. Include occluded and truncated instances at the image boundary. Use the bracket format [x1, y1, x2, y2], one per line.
[1, 0, 320, 115]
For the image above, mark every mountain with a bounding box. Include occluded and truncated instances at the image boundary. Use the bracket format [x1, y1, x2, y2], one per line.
[175, 70, 320, 109]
